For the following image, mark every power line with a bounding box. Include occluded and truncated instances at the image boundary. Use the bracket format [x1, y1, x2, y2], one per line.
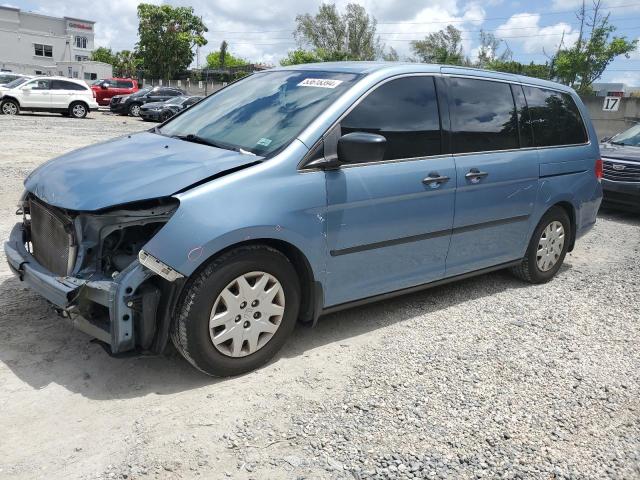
[205, 3, 640, 34]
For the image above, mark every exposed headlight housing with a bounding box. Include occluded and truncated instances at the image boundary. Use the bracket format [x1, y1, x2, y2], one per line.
[138, 250, 184, 282]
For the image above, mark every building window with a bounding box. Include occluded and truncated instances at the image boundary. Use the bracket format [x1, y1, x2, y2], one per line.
[84, 72, 97, 80]
[75, 36, 88, 49]
[35, 70, 43, 75]
[34, 44, 53, 57]
[72, 71, 79, 78]
[75, 55, 89, 62]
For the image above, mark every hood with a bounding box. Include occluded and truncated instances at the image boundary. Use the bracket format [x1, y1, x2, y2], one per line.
[600, 143, 640, 163]
[25, 132, 262, 211]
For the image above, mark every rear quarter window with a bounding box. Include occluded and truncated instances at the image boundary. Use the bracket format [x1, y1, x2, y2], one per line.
[522, 86, 588, 147]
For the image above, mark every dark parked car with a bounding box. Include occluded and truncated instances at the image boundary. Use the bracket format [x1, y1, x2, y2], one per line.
[139, 95, 203, 122]
[600, 124, 640, 211]
[110, 86, 185, 117]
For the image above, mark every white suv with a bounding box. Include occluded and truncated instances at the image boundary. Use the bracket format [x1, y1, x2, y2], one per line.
[0, 76, 99, 118]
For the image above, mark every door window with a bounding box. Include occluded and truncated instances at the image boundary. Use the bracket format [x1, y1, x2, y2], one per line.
[448, 77, 519, 154]
[26, 79, 50, 90]
[341, 76, 442, 161]
[522, 86, 588, 146]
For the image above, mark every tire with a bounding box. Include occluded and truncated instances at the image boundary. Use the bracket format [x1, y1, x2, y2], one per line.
[171, 245, 301, 377]
[1, 99, 19, 115]
[69, 102, 88, 119]
[160, 110, 173, 122]
[128, 103, 142, 117]
[511, 206, 571, 284]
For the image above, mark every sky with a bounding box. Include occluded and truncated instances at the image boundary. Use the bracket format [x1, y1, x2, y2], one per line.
[3, 0, 640, 85]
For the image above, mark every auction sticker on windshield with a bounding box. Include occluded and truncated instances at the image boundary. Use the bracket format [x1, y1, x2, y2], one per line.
[298, 78, 343, 88]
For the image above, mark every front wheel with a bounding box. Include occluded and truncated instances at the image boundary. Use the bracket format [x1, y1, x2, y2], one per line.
[511, 206, 571, 284]
[171, 245, 301, 377]
[128, 103, 141, 117]
[69, 102, 88, 119]
[1, 99, 19, 115]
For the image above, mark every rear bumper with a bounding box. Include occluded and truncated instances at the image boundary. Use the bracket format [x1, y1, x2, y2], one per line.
[602, 179, 640, 210]
[109, 102, 128, 114]
[4, 222, 154, 353]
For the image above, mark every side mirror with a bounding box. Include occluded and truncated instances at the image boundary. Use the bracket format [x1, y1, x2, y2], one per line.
[22, 84, 33, 90]
[337, 132, 387, 164]
[100, 83, 108, 89]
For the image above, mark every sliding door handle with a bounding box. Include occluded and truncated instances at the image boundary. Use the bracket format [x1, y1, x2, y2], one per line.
[423, 172, 450, 186]
[465, 168, 488, 183]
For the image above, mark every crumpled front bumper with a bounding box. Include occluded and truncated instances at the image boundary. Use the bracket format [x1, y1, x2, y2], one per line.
[4, 222, 154, 353]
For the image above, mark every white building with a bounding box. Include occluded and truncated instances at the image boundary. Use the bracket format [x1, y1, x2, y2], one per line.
[0, 6, 112, 81]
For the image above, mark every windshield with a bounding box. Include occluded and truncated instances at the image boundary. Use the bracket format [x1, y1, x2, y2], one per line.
[0, 74, 18, 84]
[3, 77, 29, 89]
[131, 87, 152, 97]
[158, 70, 361, 156]
[610, 124, 640, 147]
[166, 96, 187, 105]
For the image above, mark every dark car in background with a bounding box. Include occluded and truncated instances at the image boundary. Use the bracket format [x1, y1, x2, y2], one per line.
[91, 78, 139, 106]
[110, 86, 185, 117]
[600, 124, 640, 211]
[139, 95, 203, 122]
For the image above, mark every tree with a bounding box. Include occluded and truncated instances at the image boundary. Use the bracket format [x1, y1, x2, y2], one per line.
[114, 50, 141, 77]
[90, 47, 116, 65]
[486, 60, 552, 80]
[136, 3, 207, 79]
[553, 0, 637, 93]
[477, 30, 512, 68]
[382, 46, 399, 62]
[280, 49, 323, 66]
[206, 47, 248, 69]
[411, 25, 465, 65]
[294, 3, 381, 61]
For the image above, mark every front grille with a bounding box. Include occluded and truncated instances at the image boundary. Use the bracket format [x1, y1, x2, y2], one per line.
[29, 199, 76, 276]
[603, 160, 640, 183]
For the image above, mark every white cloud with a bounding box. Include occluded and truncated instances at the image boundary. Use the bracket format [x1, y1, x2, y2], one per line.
[495, 13, 579, 54]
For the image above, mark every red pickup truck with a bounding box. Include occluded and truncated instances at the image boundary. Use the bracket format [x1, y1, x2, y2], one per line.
[91, 78, 139, 106]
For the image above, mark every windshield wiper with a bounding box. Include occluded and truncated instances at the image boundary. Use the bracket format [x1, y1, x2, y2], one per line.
[610, 140, 626, 146]
[171, 134, 255, 155]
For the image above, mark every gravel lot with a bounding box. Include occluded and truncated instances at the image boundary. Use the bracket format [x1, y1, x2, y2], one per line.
[0, 112, 638, 480]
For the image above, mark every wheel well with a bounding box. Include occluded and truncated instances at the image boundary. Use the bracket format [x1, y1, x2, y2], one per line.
[1, 96, 19, 106]
[553, 201, 577, 251]
[193, 239, 319, 324]
[70, 100, 88, 107]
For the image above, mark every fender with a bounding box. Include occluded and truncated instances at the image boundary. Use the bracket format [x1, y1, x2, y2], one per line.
[142, 139, 328, 287]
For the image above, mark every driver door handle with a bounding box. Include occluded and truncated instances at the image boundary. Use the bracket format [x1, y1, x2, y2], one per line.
[422, 172, 450, 186]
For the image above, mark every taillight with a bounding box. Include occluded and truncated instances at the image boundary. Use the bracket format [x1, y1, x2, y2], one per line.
[595, 158, 603, 182]
[92, 89, 96, 99]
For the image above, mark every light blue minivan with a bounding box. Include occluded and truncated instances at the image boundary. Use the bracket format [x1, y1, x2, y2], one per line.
[5, 63, 603, 376]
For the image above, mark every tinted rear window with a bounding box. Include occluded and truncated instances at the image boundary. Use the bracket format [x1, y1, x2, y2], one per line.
[522, 86, 588, 147]
[341, 76, 441, 160]
[449, 78, 519, 154]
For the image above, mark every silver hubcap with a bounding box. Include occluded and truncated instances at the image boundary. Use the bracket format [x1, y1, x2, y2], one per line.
[130, 105, 140, 116]
[2, 102, 17, 115]
[209, 271, 285, 358]
[537, 221, 565, 272]
[72, 104, 85, 117]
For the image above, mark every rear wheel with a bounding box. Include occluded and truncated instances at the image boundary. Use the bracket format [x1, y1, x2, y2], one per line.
[128, 103, 141, 117]
[171, 245, 300, 377]
[69, 102, 88, 119]
[1, 99, 19, 115]
[511, 206, 571, 283]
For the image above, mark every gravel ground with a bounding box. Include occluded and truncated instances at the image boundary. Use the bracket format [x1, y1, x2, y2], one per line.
[0, 112, 639, 480]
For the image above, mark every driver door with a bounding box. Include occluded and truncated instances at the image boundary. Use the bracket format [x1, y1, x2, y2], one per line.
[21, 79, 51, 108]
[324, 76, 456, 307]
